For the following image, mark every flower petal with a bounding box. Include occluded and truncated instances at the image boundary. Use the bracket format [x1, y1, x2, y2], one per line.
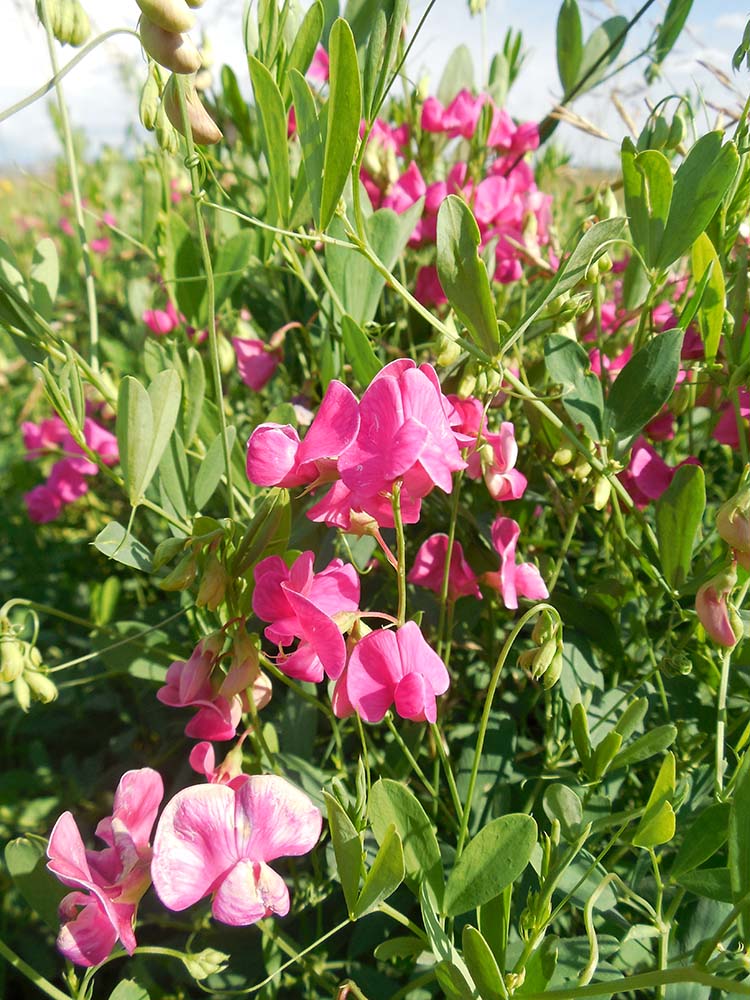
[235, 774, 322, 864]
[211, 858, 290, 925]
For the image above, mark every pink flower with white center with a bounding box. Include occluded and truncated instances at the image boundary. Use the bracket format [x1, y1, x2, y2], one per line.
[253, 552, 359, 682]
[246, 380, 359, 489]
[338, 359, 466, 509]
[143, 300, 182, 336]
[408, 534, 481, 602]
[484, 516, 548, 610]
[338, 622, 450, 724]
[46, 769, 163, 967]
[233, 337, 281, 391]
[151, 775, 322, 926]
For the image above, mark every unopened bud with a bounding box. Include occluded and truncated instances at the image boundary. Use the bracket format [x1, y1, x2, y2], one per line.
[457, 369, 477, 399]
[592, 476, 611, 510]
[552, 445, 574, 466]
[158, 550, 197, 591]
[573, 457, 591, 481]
[156, 99, 180, 154]
[164, 74, 222, 145]
[13, 676, 31, 713]
[0, 636, 26, 683]
[153, 535, 187, 571]
[436, 334, 461, 367]
[696, 565, 741, 647]
[196, 552, 229, 611]
[38, 0, 91, 46]
[26, 671, 58, 704]
[139, 15, 202, 74]
[593, 185, 619, 221]
[139, 63, 161, 132]
[666, 111, 685, 150]
[217, 333, 235, 374]
[136, 0, 195, 33]
[717, 470, 750, 567]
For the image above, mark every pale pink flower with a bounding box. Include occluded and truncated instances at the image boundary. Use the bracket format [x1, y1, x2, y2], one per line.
[47, 769, 163, 967]
[308, 44, 329, 83]
[233, 337, 280, 391]
[151, 775, 322, 925]
[189, 742, 247, 788]
[90, 237, 111, 255]
[408, 534, 481, 602]
[339, 622, 450, 724]
[696, 568, 740, 647]
[484, 516, 548, 610]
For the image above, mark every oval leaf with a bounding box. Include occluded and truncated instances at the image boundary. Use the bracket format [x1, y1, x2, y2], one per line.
[369, 778, 442, 897]
[320, 18, 361, 230]
[607, 328, 684, 440]
[353, 823, 405, 918]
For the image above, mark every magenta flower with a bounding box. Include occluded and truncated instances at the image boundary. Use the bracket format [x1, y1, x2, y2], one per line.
[308, 44, 329, 83]
[340, 622, 450, 724]
[233, 337, 281, 391]
[47, 769, 163, 967]
[143, 300, 182, 336]
[22, 416, 69, 456]
[253, 552, 360, 682]
[189, 742, 246, 788]
[151, 775, 322, 925]
[24, 483, 63, 523]
[338, 359, 465, 510]
[408, 534, 481, 602]
[619, 438, 698, 508]
[484, 516, 548, 610]
[246, 379, 359, 488]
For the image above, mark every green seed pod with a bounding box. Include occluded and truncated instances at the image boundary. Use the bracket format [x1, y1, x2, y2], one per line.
[158, 550, 197, 591]
[666, 111, 685, 150]
[155, 100, 180, 154]
[139, 63, 161, 131]
[164, 74, 222, 145]
[140, 14, 202, 74]
[37, 0, 90, 46]
[26, 670, 58, 704]
[135, 0, 195, 34]
[650, 114, 670, 150]
[636, 122, 653, 152]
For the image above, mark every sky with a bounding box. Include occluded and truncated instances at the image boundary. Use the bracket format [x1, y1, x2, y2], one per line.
[0, 0, 747, 171]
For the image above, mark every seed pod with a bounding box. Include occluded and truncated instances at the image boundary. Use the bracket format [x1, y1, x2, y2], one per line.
[158, 550, 198, 591]
[650, 115, 670, 150]
[164, 74, 222, 145]
[139, 63, 161, 131]
[666, 111, 685, 150]
[37, 0, 90, 46]
[136, 0, 195, 33]
[140, 15, 202, 73]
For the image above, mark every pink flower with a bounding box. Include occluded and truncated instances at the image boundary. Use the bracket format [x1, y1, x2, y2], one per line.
[47, 459, 89, 503]
[22, 416, 69, 456]
[253, 552, 360, 682]
[143, 300, 182, 336]
[408, 534, 481, 602]
[338, 359, 466, 509]
[696, 567, 740, 647]
[339, 622, 450, 724]
[233, 337, 280, 391]
[151, 775, 322, 925]
[484, 516, 548, 610]
[59, 217, 74, 237]
[619, 438, 698, 507]
[189, 742, 247, 788]
[24, 483, 63, 523]
[47, 769, 163, 967]
[246, 380, 359, 489]
[714, 389, 750, 449]
[308, 45, 329, 83]
[90, 237, 111, 255]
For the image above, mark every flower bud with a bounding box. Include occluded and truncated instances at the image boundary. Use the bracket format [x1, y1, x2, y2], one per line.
[158, 550, 197, 591]
[139, 63, 161, 131]
[666, 111, 685, 150]
[717, 473, 750, 566]
[696, 565, 741, 647]
[0, 635, 26, 683]
[136, 0, 195, 33]
[593, 185, 619, 221]
[649, 115, 670, 150]
[592, 476, 611, 511]
[196, 552, 229, 611]
[436, 333, 461, 367]
[13, 676, 31, 713]
[139, 15, 202, 74]
[156, 100, 180, 154]
[164, 74, 222, 145]
[26, 670, 58, 704]
[573, 457, 591, 481]
[457, 369, 477, 399]
[552, 446, 574, 466]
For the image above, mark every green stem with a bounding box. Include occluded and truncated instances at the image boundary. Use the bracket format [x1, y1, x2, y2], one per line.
[48, 608, 189, 673]
[430, 722, 463, 821]
[40, 0, 100, 372]
[392, 483, 407, 626]
[174, 77, 235, 519]
[0, 935, 72, 1000]
[437, 473, 463, 659]
[456, 603, 555, 856]
[516, 967, 750, 999]
[385, 713, 437, 797]
[715, 646, 733, 798]
[378, 902, 429, 943]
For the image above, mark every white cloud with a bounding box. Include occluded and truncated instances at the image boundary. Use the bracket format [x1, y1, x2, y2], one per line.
[715, 12, 748, 32]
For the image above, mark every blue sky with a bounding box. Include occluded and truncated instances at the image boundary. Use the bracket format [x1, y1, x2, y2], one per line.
[0, 0, 747, 168]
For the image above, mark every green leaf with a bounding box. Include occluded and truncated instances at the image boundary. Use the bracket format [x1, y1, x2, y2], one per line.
[141, 165, 162, 246]
[610, 724, 677, 771]
[108, 981, 150, 1000]
[691, 232, 725, 361]
[363, 11, 387, 118]
[221, 64, 253, 145]
[341, 314, 382, 388]
[145, 369, 182, 493]
[556, 0, 583, 93]
[116, 376, 154, 505]
[655, 464, 705, 589]
[249, 56, 291, 227]
[656, 132, 739, 270]
[578, 16, 628, 91]
[184, 347, 206, 446]
[320, 18, 361, 230]
[435, 961, 475, 1000]
[368, 778, 442, 898]
[543, 785, 583, 841]
[371, 0, 408, 115]
[289, 70, 325, 228]
[729, 751, 750, 937]
[647, 0, 694, 81]
[606, 328, 684, 440]
[213, 231, 254, 309]
[633, 752, 676, 848]
[444, 814, 537, 917]
[621, 141, 673, 269]
[437, 45, 474, 105]
[671, 803, 730, 878]
[283, 1, 324, 102]
[93, 522, 154, 572]
[165, 213, 204, 324]
[571, 702, 592, 767]
[4, 837, 66, 929]
[29, 238, 59, 320]
[613, 697, 648, 741]
[589, 730, 622, 781]
[437, 195, 499, 355]
[544, 334, 604, 440]
[324, 792, 361, 917]
[373, 936, 426, 961]
[354, 823, 404, 917]
[158, 432, 191, 522]
[676, 867, 733, 902]
[194, 428, 237, 509]
[462, 925, 506, 1000]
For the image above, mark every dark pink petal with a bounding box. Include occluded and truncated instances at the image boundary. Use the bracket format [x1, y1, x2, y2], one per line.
[56, 892, 118, 967]
[95, 768, 163, 850]
[282, 588, 347, 680]
[185, 696, 242, 741]
[211, 858, 289, 925]
[394, 671, 436, 723]
[236, 774, 322, 863]
[296, 380, 359, 466]
[246, 424, 307, 488]
[346, 628, 402, 723]
[151, 784, 238, 911]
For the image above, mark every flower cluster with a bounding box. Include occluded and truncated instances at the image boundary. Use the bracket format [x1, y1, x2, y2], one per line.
[22, 415, 118, 523]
